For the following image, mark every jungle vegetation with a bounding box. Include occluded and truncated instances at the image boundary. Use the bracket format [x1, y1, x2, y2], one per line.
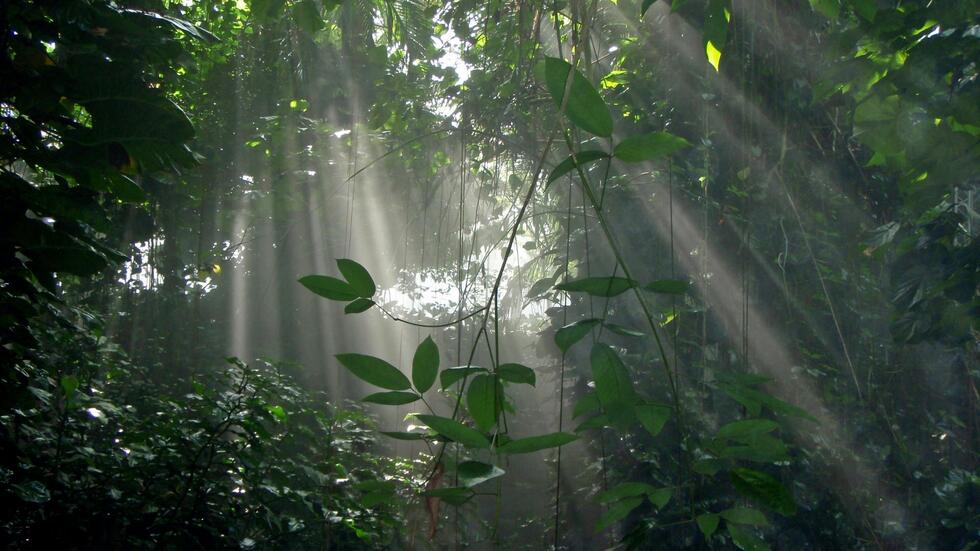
[0, 0, 977, 548]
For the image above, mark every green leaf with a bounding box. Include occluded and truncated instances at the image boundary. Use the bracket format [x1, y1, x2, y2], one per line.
[291, 0, 323, 34]
[362, 490, 391, 507]
[498, 432, 578, 454]
[703, 0, 729, 71]
[590, 343, 636, 408]
[573, 393, 601, 419]
[727, 524, 772, 551]
[266, 404, 287, 421]
[641, 0, 656, 16]
[336, 353, 411, 390]
[555, 318, 601, 353]
[466, 374, 501, 431]
[497, 363, 535, 386]
[696, 513, 720, 538]
[598, 482, 657, 504]
[414, 415, 490, 448]
[730, 468, 797, 516]
[635, 403, 672, 436]
[543, 57, 614, 137]
[344, 298, 375, 314]
[644, 279, 691, 295]
[849, 0, 875, 21]
[717, 419, 780, 441]
[613, 132, 690, 162]
[361, 391, 421, 405]
[423, 487, 474, 506]
[354, 480, 397, 493]
[557, 277, 635, 297]
[603, 323, 644, 337]
[380, 431, 426, 440]
[440, 366, 487, 389]
[13, 481, 50, 504]
[336, 258, 376, 297]
[648, 487, 673, 508]
[299, 275, 359, 301]
[60, 375, 80, 399]
[719, 435, 790, 463]
[456, 461, 505, 488]
[809, 0, 841, 18]
[547, 151, 609, 186]
[720, 508, 768, 526]
[412, 337, 439, 393]
[595, 497, 643, 532]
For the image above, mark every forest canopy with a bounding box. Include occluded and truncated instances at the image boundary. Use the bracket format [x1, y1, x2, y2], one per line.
[0, 0, 977, 549]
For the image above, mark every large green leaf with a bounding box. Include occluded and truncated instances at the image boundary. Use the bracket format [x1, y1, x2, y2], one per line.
[498, 432, 578, 454]
[613, 132, 690, 162]
[361, 391, 420, 405]
[299, 275, 359, 301]
[497, 363, 535, 386]
[547, 150, 609, 186]
[456, 461, 505, 488]
[344, 298, 375, 314]
[696, 513, 720, 538]
[644, 279, 692, 295]
[543, 57, 614, 137]
[466, 374, 501, 431]
[719, 435, 790, 463]
[720, 508, 768, 526]
[440, 366, 487, 389]
[635, 403, 672, 436]
[557, 277, 636, 297]
[703, 0, 730, 72]
[727, 524, 772, 551]
[730, 468, 797, 516]
[590, 343, 636, 408]
[555, 318, 601, 353]
[336, 353, 411, 390]
[412, 336, 439, 392]
[336, 258, 376, 297]
[595, 497, 643, 532]
[717, 419, 780, 441]
[598, 482, 657, 504]
[414, 415, 490, 448]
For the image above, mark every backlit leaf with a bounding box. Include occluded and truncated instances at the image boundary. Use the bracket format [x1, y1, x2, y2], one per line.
[498, 432, 578, 454]
[456, 461, 505, 488]
[412, 336, 439, 392]
[543, 57, 614, 137]
[614, 132, 690, 162]
[557, 277, 636, 297]
[466, 374, 501, 431]
[299, 275, 359, 301]
[361, 391, 421, 405]
[344, 298, 374, 314]
[498, 363, 535, 386]
[336, 353, 411, 390]
[440, 366, 487, 389]
[730, 468, 797, 516]
[547, 151, 609, 186]
[414, 414, 490, 448]
[644, 279, 691, 295]
[590, 343, 636, 408]
[555, 318, 601, 353]
[336, 258, 376, 297]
